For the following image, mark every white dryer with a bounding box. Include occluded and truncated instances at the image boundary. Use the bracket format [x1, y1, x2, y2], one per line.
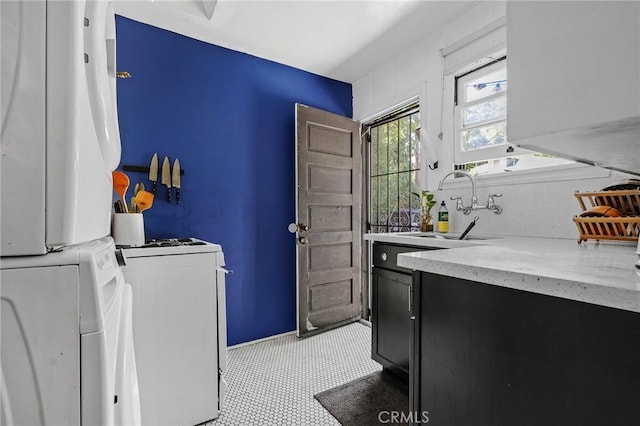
[0, 237, 141, 426]
[1, 0, 121, 256]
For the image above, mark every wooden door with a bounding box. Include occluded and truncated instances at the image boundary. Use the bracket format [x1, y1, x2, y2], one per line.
[294, 104, 362, 338]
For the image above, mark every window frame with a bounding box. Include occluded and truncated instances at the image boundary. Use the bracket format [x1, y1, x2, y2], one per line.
[453, 57, 522, 165]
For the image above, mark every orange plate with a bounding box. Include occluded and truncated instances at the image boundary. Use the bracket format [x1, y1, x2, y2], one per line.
[579, 206, 622, 217]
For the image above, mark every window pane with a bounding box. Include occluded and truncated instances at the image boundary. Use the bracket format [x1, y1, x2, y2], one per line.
[461, 121, 507, 151]
[399, 116, 410, 172]
[378, 125, 388, 175]
[388, 174, 399, 231]
[410, 113, 420, 170]
[371, 176, 378, 225]
[464, 68, 507, 103]
[410, 171, 420, 229]
[399, 172, 411, 211]
[463, 96, 507, 126]
[378, 175, 388, 227]
[388, 121, 398, 173]
[370, 127, 378, 176]
[398, 172, 412, 231]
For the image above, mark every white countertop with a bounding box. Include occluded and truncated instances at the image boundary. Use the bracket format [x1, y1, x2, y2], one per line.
[364, 232, 640, 313]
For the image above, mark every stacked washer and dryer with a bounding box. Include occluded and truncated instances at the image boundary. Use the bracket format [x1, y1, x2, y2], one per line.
[3, 1, 138, 425]
[1, 2, 227, 425]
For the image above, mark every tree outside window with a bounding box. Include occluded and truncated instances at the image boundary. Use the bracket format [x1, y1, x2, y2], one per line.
[368, 106, 420, 233]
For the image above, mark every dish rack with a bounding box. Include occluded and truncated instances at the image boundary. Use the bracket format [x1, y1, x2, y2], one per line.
[573, 189, 640, 243]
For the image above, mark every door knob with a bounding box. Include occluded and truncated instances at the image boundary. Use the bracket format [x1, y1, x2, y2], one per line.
[288, 223, 310, 233]
[298, 236, 308, 245]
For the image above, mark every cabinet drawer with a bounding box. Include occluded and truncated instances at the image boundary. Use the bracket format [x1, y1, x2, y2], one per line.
[372, 242, 437, 273]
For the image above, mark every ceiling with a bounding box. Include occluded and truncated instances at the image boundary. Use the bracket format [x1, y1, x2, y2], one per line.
[114, 0, 479, 83]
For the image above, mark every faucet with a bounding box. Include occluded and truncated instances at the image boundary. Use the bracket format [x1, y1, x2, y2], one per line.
[438, 170, 477, 213]
[437, 170, 502, 214]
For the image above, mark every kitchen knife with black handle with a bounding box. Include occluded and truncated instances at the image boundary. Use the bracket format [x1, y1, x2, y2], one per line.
[161, 156, 172, 203]
[149, 153, 158, 195]
[172, 158, 181, 204]
[114, 200, 125, 213]
[459, 216, 479, 240]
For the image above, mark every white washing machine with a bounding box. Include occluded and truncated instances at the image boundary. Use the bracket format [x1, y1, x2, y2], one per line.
[0, 237, 141, 426]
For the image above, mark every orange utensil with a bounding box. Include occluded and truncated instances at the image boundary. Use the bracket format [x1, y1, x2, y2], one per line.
[112, 171, 130, 212]
[134, 190, 154, 213]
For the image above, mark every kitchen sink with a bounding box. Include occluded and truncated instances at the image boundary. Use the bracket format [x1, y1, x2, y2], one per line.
[415, 234, 494, 241]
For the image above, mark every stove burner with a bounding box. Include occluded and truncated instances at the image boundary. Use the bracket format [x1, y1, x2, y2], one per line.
[140, 238, 207, 248]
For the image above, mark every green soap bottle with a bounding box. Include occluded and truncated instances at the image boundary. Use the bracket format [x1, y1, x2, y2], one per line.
[438, 201, 449, 233]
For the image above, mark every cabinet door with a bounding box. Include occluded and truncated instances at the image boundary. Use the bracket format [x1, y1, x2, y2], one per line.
[507, 1, 640, 141]
[371, 267, 412, 380]
[412, 272, 640, 426]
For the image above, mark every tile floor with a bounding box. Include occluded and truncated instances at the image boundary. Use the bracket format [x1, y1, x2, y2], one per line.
[208, 322, 382, 425]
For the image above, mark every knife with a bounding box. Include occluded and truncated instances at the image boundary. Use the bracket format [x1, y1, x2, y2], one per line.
[148, 153, 158, 195]
[161, 156, 172, 203]
[172, 158, 181, 204]
[459, 216, 479, 240]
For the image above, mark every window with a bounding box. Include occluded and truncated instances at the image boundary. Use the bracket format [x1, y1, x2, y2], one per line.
[367, 105, 420, 233]
[454, 58, 508, 165]
[453, 58, 573, 175]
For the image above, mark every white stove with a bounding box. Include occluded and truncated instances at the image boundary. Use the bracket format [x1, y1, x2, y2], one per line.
[118, 237, 221, 257]
[120, 238, 227, 425]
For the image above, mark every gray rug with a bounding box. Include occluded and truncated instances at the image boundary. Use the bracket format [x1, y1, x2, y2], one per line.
[314, 370, 409, 426]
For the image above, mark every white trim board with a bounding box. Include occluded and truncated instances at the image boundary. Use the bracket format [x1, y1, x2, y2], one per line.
[227, 331, 297, 350]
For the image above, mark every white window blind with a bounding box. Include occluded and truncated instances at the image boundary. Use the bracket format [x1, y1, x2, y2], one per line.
[442, 18, 506, 76]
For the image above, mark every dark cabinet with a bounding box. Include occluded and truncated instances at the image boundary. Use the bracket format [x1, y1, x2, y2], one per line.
[411, 272, 640, 426]
[371, 243, 437, 381]
[371, 267, 412, 379]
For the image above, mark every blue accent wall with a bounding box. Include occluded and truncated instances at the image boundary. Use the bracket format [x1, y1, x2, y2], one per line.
[115, 16, 353, 345]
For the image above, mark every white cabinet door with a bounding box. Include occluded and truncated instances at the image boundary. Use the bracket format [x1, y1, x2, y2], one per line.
[507, 1, 640, 141]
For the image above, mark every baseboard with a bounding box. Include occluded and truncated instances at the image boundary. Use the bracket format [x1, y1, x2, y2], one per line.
[228, 320, 371, 349]
[227, 330, 297, 349]
[359, 318, 372, 327]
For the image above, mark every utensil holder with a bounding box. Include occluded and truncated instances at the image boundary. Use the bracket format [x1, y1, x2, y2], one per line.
[112, 213, 145, 247]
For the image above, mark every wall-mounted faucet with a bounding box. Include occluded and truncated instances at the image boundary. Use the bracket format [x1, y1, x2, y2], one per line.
[437, 170, 503, 215]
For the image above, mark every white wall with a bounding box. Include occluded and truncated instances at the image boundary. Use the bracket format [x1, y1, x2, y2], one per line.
[353, 1, 633, 239]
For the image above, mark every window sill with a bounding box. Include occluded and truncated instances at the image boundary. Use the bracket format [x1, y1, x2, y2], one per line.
[437, 162, 611, 190]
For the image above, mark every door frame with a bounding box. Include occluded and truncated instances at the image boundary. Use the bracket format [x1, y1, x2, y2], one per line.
[360, 99, 421, 321]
